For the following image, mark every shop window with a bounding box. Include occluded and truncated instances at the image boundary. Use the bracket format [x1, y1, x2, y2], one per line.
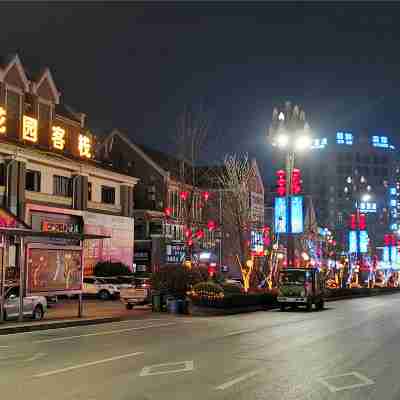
[88, 182, 92, 201]
[101, 185, 115, 204]
[26, 170, 41, 192]
[53, 175, 72, 197]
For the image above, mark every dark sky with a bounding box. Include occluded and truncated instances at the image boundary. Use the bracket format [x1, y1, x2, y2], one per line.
[1, 2, 400, 180]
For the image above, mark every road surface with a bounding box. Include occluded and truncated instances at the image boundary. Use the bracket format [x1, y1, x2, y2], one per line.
[1, 294, 400, 400]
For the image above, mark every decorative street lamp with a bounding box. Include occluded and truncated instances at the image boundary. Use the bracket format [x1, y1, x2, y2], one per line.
[268, 101, 312, 266]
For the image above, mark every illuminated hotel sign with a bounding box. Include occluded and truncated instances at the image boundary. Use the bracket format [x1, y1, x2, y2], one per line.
[0, 110, 92, 159]
[311, 138, 327, 149]
[42, 221, 80, 233]
[51, 126, 66, 150]
[0, 107, 6, 134]
[22, 115, 38, 142]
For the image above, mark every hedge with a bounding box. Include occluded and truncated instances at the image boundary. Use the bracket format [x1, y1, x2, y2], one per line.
[190, 291, 277, 309]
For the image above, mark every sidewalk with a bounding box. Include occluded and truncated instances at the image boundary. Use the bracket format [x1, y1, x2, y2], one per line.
[0, 298, 153, 335]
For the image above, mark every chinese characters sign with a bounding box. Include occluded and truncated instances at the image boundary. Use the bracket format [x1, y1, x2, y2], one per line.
[51, 126, 65, 150]
[0, 106, 6, 134]
[23, 115, 38, 142]
[0, 110, 91, 159]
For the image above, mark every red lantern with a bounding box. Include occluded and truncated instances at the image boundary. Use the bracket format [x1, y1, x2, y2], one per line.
[185, 228, 192, 238]
[202, 191, 210, 201]
[164, 207, 172, 217]
[276, 169, 286, 196]
[187, 239, 193, 247]
[349, 214, 356, 230]
[291, 168, 302, 195]
[195, 229, 204, 239]
[180, 191, 189, 201]
[359, 214, 366, 230]
[207, 220, 216, 231]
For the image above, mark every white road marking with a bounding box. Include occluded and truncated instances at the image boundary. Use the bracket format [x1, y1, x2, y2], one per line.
[140, 360, 194, 377]
[25, 352, 47, 362]
[223, 329, 254, 337]
[317, 372, 375, 392]
[33, 352, 144, 378]
[33, 322, 176, 343]
[216, 369, 263, 390]
[0, 318, 171, 337]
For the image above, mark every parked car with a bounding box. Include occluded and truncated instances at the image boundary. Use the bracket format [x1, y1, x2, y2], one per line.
[82, 277, 120, 300]
[116, 276, 135, 289]
[3, 286, 47, 320]
[120, 278, 152, 310]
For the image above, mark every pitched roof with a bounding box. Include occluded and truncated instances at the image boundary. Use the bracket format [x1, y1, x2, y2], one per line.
[55, 103, 82, 123]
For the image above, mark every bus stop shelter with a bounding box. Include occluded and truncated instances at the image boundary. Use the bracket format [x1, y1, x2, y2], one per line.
[0, 227, 109, 323]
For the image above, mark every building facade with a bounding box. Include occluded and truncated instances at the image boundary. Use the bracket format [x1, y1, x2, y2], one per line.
[0, 54, 138, 278]
[297, 131, 398, 248]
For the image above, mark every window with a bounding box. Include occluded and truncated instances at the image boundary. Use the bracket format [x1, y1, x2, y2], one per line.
[88, 182, 92, 201]
[25, 170, 41, 192]
[6, 90, 20, 138]
[53, 175, 72, 197]
[101, 186, 115, 204]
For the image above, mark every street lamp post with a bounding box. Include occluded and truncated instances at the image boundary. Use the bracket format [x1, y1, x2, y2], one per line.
[268, 102, 311, 267]
[344, 172, 372, 280]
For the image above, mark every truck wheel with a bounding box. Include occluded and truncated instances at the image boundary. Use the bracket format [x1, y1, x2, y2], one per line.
[280, 304, 286, 311]
[98, 290, 110, 300]
[33, 305, 44, 320]
[306, 300, 313, 312]
[317, 299, 324, 311]
[126, 304, 134, 310]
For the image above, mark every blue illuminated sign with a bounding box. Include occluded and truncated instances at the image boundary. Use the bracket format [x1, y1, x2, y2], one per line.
[390, 187, 397, 196]
[291, 196, 303, 233]
[274, 197, 287, 233]
[359, 231, 369, 254]
[337, 131, 353, 145]
[359, 202, 377, 213]
[349, 231, 357, 253]
[311, 138, 328, 149]
[391, 223, 398, 231]
[251, 231, 263, 253]
[391, 246, 398, 264]
[383, 246, 390, 262]
[391, 199, 397, 207]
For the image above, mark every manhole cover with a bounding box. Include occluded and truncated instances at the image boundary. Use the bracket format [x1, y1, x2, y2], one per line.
[317, 372, 374, 392]
[140, 361, 194, 377]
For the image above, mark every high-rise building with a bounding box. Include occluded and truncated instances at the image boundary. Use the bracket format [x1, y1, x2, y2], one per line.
[297, 131, 398, 249]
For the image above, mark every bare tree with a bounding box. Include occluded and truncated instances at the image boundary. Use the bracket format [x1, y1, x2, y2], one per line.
[174, 104, 210, 261]
[218, 153, 256, 291]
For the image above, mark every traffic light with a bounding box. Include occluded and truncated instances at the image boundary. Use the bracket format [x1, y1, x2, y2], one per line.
[349, 214, 356, 230]
[359, 214, 366, 230]
[276, 169, 286, 196]
[291, 168, 302, 194]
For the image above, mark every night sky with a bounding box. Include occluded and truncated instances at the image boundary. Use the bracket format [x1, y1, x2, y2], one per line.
[1, 2, 400, 181]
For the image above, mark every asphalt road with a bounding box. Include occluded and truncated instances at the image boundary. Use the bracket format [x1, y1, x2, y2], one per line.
[1, 294, 400, 400]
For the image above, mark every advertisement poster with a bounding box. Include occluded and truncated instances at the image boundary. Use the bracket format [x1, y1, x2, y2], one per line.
[274, 197, 287, 233]
[290, 196, 304, 234]
[83, 212, 134, 276]
[27, 246, 82, 294]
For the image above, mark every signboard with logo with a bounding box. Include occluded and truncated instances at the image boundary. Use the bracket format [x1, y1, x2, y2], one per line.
[26, 244, 82, 295]
[166, 242, 185, 264]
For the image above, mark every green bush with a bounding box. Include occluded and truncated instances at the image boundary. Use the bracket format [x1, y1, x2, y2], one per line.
[192, 281, 224, 296]
[94, 261, 131, 277]
[190, 290, 277, 309]
[221, 282, 243, 294]
[151, 265, 204, 299]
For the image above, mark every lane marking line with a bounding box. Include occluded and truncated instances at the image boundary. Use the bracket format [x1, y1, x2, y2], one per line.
[223, 329, 254, 337]
[33, 351, 144, 378]
[317, 372, 375, 393]
[33, 322, 177, 343]
[216, 368, 263, 390]
[140, 360, 194, 377]
[25, 352, 47, 362]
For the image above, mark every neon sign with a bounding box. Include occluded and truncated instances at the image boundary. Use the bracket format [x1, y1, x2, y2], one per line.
[22, 115, 38, 142]
[51, 126, 66, 150]
[0, 106, 6, 134]
[311, 138, 327, 149]
[337, 131, 353, 145]
[78, 134, 92, 158]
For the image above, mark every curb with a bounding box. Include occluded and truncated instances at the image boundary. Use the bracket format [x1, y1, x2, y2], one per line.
[0, 316, 126, 335]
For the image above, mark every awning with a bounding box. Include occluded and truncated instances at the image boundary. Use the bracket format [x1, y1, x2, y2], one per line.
[0, 227, 109, 240]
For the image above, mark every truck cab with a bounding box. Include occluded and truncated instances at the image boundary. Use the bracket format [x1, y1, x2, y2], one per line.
[277, 268, 324, 311]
